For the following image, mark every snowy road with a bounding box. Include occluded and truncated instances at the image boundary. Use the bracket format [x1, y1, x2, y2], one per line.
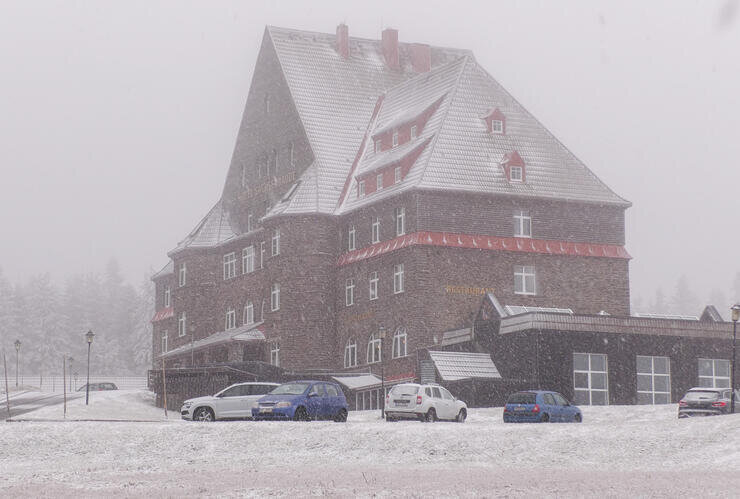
[1, 390, 83, 419]
[1, 390, 739, 497]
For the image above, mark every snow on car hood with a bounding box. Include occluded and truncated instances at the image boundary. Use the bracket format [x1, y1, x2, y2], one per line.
[182, 395, 216, 405]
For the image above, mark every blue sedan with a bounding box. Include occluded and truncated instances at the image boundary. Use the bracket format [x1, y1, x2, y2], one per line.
[252, 380, 348, 422]
[503, 390, 582, 423]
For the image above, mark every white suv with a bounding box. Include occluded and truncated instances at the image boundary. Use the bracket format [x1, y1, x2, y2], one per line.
[181, 382, 280, 421]
[384, 383, 467, 422]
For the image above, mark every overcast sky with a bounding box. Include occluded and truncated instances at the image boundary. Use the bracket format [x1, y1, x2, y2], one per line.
[1, 0, 738, 313]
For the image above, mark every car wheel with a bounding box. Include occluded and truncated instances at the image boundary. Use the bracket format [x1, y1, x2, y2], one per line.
[574, 413, 582, 423]
[425, 408, 437, 423]
[456, 409, 467, 423]
[541, 413, 550, 423]
[194, 407, 215, 422]
[333, 408, 348, 422]
[293, 406, 310, 421]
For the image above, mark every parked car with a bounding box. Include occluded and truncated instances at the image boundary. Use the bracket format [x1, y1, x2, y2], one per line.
[252, 381, 348, 421]
[503, 390, 582, 423]
[76, 382, 118, 392]
[181, 382, 280, 421]
[384, 383, 468, 422]
[678, 387, 740, 418]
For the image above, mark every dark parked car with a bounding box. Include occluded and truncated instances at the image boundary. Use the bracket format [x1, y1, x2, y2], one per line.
[503, 390, 582, 423]
[77, 382, 118, 392]
[678, 387, 740, 418]
[252, 380, 348, 421]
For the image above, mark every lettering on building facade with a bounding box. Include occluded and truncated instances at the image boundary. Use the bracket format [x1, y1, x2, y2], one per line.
[444, 285, 495, 296]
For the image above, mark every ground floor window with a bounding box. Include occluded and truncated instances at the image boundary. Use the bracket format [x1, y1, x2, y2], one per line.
[636, 355, 671, 404]
[698, 358, 730, 388]
[573, 352, 608, 405]
[355, 387, 386, 410]
[270, 341, 280, 367]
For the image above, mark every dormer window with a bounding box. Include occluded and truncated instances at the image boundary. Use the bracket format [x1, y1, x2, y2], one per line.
[377, 174, 383, 191]
[358, 180, 365, 197]
[392, 131, 399, 147]
[492, 120, 503, 133]
[410, 125, 417, 139]
[510, 166, 523, 182]
[484, 108, 506, 135]
[501, 150, 525, 183]
[394, 166, 401, 183]
[374, 139, 381, 154]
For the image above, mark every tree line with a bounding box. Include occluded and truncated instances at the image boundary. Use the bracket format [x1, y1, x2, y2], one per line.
[0, 259, 153, 377]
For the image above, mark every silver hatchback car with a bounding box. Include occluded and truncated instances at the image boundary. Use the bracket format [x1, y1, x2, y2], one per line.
[384, 383, 468, 422]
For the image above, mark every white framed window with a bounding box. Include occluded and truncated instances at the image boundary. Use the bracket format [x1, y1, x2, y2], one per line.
[270, 341, 280, 367]
[369, 271, 378, 300]
[374, 139, 382, 154]
[288, 141, 295, 168]
[223, 252, 236, 280]
[392, 131, 399, 147]
[225, 307, 236, 330]
[392, 326, 407, 358]
[270, 283, 280, 311]
[161, 331, 168, 353]
[513, 210, 532, 238]
[394, 166, 401, 183]
[393, 263, 404, 294]
[637, 355, 671, 404]
[345, 278, 355, 306]
[247, 213, 253, 232]
[367, 333, 382, 364]
[243, 301, 254, 325]
[344, 338, 357, 368]
[510, 166, 523, 182]
[698, 358, 730, 388]
[356, 388, 385, 410]
[395, 207, 405, 236]
[163, 286, 171, 308]
[348, 225, 356, 251]
[178, 311, 186, 337]
[260, 241, 266, 269]
[492, 120, 503, 133]
[514, 265, 536, 295]
[271, 228, 280, 256]
[377, 174, 383, 191]
[358, 180, 365, 197]
[242, 246, 254, 274]
[573, 353, 609, 405]
[410, 125, 417, 139]
[371, 217, 380, 243]
[178, 262, 187, 287]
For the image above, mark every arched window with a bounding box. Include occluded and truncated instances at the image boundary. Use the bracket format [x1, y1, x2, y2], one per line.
[367, 333, 382, 364]
[392, 327, 407, 358]
[344, 338, 357, 368]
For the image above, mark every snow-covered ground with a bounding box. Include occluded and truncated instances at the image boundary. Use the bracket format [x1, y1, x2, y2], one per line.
[1, 390, 739, 497]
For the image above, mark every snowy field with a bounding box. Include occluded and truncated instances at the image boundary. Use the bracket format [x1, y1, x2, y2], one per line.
[1, 389, 740, 497]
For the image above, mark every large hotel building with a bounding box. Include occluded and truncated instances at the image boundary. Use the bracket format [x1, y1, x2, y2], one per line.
[150, 25, 733, 409]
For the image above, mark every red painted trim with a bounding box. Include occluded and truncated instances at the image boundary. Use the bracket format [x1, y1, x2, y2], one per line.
[337, 231, 631, 266]
[151, 307, 174, 323]
[385, 371, 416, 382]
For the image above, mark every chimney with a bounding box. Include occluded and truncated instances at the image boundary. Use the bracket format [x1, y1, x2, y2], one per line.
[336, 23, 349, 59]
[410, 43, 431, 73]
[381, 28, 399, 69]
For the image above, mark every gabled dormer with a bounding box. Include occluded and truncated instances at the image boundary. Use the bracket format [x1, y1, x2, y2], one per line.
[501, 150, 525, 183]
[370, 94, 445, 154]
[483, 107, 506, 135]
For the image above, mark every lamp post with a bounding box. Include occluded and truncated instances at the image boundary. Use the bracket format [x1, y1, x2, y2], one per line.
[14, 339, 21, 387]
[68, 357, 74, 391]
[85, 330, 94, 405]
[731, 305, 739, 414]
[190, 323, 195, 367]
[378, 325, 386, 419]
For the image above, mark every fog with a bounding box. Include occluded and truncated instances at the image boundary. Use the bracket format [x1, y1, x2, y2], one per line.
[1, 0, 738, 314]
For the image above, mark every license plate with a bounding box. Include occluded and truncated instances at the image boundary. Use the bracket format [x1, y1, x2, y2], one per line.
[260, 407, 273, 413]
[514, 407, 525, 412]
[394, 399, 409, 404]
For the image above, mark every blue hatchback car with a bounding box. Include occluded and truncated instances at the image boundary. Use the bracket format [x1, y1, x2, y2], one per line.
[503, 390, 582, 423]
[252, 380, 348, 422]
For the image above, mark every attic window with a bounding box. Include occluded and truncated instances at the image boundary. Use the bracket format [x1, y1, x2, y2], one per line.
[492, 120, 503, 134]
[392, 131, 399, 148]
[410, 125, 418, 139]
[485, 108, 506, 135]
[501, 150, 526, 183]
[510, 166, 523, 182]
[358, 180, 365, 197]
[374, 139, 381, 154]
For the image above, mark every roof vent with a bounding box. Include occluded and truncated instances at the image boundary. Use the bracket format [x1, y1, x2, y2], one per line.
[336, 23, 349, 59]
[410, 43, 431, 73]
[382, 28, 399, 70]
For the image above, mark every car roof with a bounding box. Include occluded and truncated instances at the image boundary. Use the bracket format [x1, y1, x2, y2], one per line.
[232, 382, 280, 385]
[687, 387, 725, 392]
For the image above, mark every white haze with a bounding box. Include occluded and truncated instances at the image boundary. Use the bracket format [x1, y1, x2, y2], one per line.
[1, 0, 738, 314]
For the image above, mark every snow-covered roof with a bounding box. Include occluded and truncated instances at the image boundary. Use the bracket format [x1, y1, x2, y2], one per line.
[158, 322, 265, 360]
[427, 351, 501, 381]
[504, 305, 574, 316]
[151, 260, 174, 281]
[169, 200, 238, 255]
[332, 374, 382, 390]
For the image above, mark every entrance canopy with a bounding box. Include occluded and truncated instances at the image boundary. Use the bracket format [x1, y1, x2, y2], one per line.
[428, 351, 501, 381]
[159, 322, 266, 360]
[332, 374, 382, 391]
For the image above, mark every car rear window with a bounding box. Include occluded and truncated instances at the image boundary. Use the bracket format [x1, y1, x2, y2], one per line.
[507, 392, 536, 404]
[684, 390, 720, 401]
[390, 384, 419, 396]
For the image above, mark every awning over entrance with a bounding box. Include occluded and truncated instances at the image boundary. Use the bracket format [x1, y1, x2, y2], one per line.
[332, 374, 382, 391]
[159, 322, 266, 360]
[428, 351, 501, 381]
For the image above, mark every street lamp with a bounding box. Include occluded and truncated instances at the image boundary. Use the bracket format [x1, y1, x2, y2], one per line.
[85, 330, 95, 405]
[378, 325, 386, 419]
[731, 305, 740, 414]
[68, 357, 74, 391]
[190, 323, 196, 367]
[14, 339, 21, 387]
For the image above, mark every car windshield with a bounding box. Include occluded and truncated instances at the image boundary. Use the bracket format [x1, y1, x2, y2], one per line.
[684, 390, 720, 401]
[507, 392, 536, 404]
[270, 382, 310, 395]
[390, 384, 419, 396]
